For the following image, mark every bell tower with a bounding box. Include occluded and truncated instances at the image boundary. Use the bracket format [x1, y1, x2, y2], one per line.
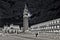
[23, 4, 29, 32]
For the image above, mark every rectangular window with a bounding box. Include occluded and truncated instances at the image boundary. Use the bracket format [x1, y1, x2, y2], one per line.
[33, 27, 38, 29]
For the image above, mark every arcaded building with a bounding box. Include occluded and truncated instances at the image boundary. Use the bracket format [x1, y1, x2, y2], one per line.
[30, 18, 60, 33]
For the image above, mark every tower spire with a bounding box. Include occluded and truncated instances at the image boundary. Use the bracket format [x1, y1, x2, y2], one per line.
[23, 4, 29, 17]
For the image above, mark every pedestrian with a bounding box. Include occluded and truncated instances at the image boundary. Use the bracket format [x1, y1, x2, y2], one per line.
[35, 33, 38, 37]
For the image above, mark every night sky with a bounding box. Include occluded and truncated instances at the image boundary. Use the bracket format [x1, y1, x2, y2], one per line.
[0, 0, 60, 27]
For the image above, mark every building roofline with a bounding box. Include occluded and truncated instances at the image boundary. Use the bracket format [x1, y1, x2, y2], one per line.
[31, 18, 60, 27]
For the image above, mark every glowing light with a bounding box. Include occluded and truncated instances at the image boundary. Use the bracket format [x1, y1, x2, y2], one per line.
[28, 13, 32, 17]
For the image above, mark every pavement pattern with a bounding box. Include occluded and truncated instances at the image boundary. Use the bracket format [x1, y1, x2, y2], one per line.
[0, 33, 60, 40]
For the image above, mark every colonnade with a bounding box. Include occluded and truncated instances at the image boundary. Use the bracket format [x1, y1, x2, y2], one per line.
[31, 18, 60, 33]
[39, 20, 60, 33]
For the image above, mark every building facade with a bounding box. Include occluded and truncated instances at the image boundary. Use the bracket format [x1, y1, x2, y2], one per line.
[30, 18, 60, 33]
[3, 24, 22, 34]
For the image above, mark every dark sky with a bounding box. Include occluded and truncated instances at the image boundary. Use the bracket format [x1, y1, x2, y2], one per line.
[0, 0, 60, 27]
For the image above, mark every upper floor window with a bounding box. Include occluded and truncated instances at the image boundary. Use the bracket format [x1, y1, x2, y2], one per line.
[54, 21, 56, 24]
[51, 21, 54, 24]
[33, 27, 38, 29]
[57, 20, 59, 23]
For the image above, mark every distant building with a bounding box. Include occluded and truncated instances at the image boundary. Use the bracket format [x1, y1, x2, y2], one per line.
[10, 24, 20, 29]
[3, 24, 23, 34]
[30, 18, 60, 34]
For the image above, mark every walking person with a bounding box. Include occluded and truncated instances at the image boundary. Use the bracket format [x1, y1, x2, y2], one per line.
[35, 33, 38, 37]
